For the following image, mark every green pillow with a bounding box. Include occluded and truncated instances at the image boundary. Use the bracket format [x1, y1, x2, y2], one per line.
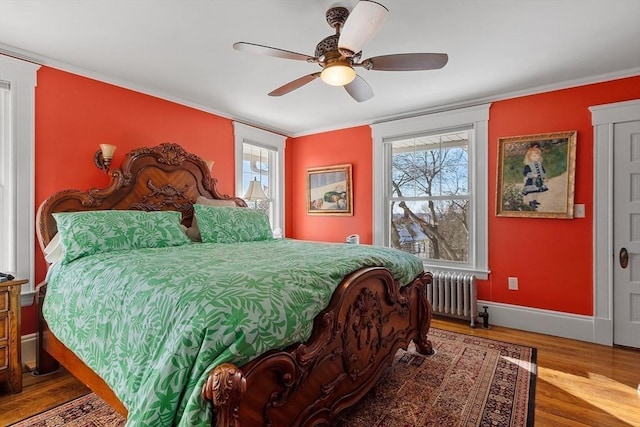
[53, 210, 191, 263]
[193, 204, 273, 243]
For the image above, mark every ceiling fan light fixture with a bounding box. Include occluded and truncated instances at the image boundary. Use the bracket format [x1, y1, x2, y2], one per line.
[233, 1, 447, 102]
[320, 62, 356, 86]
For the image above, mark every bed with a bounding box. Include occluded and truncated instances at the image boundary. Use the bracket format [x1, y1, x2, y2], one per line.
[35, 142, 434, 426]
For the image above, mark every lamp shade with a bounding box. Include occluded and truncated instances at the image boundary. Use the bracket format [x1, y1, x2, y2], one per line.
[99, 143, 117, 160]
[243, 178, 268, 201]
[320, 62, 356, 86]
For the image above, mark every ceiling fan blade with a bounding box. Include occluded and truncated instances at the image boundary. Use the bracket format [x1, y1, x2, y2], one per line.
[344, 75, 374, 102]
[269, 73, 321, 97]
[364, 53, 449, 71]
[233, 42, 316, 62]
[338, 1, 388, 56]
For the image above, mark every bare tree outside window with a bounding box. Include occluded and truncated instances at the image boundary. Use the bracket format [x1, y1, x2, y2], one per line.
[389, 131, 470, 263]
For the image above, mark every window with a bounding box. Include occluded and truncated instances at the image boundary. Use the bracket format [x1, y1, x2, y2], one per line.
[0, 82, 12, 272]
[372, 104, 490, 278]
[241, 143, 271, 209]
[233, 122, 285, 236]
[389, 129, 471, 263]
[0, 55, 39, 305]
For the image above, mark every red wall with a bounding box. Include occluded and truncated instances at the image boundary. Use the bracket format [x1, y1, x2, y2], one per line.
[487, 76, 640, 314]
[23, 66, 640, 335]
[286, 75, 640, 316]
[22, 66, 237, 334]
[285, 126, 373, 244]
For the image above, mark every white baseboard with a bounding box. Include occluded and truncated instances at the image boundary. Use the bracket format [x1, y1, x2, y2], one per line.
[21, 332, 37, 370]
[593, 317, 614, 346]
[475, 301, 606, 345]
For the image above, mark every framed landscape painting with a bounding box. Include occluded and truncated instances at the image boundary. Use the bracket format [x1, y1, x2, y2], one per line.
[307, 164, 353, 216]
[496, 131, 577, 218]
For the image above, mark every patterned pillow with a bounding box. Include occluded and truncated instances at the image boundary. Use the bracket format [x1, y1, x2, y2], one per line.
[53, 210, 191, 263]
[185, 197, 238, 242]
[193, 204, 273, 243]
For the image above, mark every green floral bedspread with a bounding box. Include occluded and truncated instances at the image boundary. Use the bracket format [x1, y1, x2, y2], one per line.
[43, 239, 423, 426]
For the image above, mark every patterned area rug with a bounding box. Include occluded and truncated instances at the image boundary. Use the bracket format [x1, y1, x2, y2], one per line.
[336, 328, 536, 426]
[10, 328, 536, 427]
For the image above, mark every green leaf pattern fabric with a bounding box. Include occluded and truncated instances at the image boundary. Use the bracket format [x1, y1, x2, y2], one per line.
[53, 210, 191, 263]
[43, 239, 423, 426]
[193, 205, 273, 243]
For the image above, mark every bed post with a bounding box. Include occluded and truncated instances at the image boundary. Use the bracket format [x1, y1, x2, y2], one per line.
[34, 282, 60, 375]
[414, 271, 435, 356]
[201, 363, 247, 427]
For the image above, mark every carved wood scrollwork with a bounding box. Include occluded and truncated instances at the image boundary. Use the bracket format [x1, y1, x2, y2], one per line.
[202, 363, 246, 427]
[58, 189, 104, 208]
[197, 271, 432, 427]
[342, 288, 383, 379]
[156, 143, 188, 166]
[133, 142, 188, 166]
[261, 319, 335, 418]
[130, 180, 192, 213]
[263, 286, 412, 422]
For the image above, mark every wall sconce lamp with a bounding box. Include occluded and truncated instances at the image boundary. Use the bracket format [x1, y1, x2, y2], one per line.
[243, 177, 268, 209]
[94, 144, 117, 173]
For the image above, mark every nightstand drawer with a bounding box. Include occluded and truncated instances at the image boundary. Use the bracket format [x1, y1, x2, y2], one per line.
[0, 315, 7, 341]
[0, 345, 7, 370]
[0, 290, 7, 312]
[0, 279, 27, 393]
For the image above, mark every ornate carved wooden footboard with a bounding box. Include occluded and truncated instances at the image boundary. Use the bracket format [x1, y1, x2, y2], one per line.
[203, 267, 432, 427]
[35, 143, 433, 426]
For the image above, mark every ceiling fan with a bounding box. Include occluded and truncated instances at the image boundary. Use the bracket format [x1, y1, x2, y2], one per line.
[233, 1, 448, 102]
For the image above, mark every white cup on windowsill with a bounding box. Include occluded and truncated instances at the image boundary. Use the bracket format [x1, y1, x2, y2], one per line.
[346, 234, 360, 244]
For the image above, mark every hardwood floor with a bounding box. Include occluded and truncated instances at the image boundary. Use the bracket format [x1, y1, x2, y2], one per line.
[0, 367, 89, 426]
[0, 318, 638, 426]
[433, 318, 640, 427]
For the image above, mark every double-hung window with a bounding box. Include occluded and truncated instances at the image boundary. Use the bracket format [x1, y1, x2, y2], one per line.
[0, 55, 39, 305]
[233, 122, 285, 236]
[372, 104, 490, 278]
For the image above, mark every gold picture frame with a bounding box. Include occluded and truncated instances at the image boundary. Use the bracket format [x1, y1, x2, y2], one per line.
[496, 131, 577, 218]
[307, 164, 353, 216]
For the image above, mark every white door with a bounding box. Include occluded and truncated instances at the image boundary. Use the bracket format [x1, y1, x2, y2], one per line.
[613, 119, 640, 348]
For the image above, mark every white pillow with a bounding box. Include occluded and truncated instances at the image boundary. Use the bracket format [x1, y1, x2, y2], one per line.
[44, 233, 64, 264]
[196, 196, 237, 207]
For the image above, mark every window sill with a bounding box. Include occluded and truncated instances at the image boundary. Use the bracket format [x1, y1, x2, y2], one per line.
[21, 290, 35, 307]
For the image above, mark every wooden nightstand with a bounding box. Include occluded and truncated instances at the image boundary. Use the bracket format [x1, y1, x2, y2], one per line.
[0, 279, 28, 393]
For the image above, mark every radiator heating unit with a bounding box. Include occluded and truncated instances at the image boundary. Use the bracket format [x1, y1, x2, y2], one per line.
[427, 271, 478, 327]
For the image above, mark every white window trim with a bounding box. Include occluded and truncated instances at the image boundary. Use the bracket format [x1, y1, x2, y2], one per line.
[0, 55, 39, 306]
[233, 122, 286, 235]
[371, 104, 491, 279]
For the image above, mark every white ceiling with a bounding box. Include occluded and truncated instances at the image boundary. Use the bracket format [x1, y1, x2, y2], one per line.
[1, 0, 639, 137]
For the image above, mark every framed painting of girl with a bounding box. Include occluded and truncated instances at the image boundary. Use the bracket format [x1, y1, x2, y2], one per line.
[496, 131, 577, 218]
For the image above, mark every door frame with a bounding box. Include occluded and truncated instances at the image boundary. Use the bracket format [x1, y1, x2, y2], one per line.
[590, 99, 640, 345]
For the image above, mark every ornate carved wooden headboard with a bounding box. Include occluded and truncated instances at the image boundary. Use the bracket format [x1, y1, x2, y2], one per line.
[36, 143, 247, 251]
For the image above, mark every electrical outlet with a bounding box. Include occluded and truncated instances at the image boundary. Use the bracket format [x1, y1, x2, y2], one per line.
[508, 277, 518, 290]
